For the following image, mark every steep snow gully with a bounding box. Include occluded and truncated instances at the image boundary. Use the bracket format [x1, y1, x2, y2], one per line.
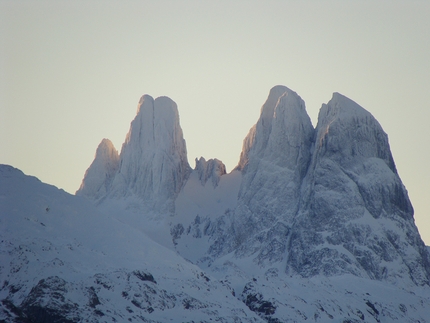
[2, 85, 430, 322]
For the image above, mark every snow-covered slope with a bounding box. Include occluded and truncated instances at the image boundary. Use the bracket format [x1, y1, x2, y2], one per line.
[0, 165, 261, 322]
[2, 165, 430, 322]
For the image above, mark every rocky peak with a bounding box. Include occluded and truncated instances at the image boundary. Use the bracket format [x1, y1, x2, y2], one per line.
[236, 85, 313, 172]
[76, 138, 119, 200]
[288, 92, 429, 285]
[113, 95, 191, 212]
[235, 86, 314, 217]
[314, 92, 396, 172]
[79, 95, 191, 213]
[209, 87, 316, 263]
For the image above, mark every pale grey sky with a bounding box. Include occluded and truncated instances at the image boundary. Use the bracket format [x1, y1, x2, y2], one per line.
[1, 0, 429, 244]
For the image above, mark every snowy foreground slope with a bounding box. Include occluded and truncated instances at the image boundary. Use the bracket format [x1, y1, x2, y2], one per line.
[2, 86, 430, 322]
[0, 165, 260, 322]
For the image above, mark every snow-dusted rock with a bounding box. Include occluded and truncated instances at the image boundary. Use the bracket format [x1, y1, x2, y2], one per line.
[194, 157, 226, 187]
[75, 87, 430, 288]
[207, 86, 314, 263]
[76, 138, 119, 200]
[236, 85, 313, 172]
[287, 93, 430, 285]
[236, 85, 314, 216]
[78, 95, 191, 213]
[111, 95, 191, 212]
[198, 88, 430, 288]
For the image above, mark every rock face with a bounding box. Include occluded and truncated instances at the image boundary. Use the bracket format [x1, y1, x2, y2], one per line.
[110, 95, 191, 212]
[76, 138, 119, 200]
[77, 95, 191, 212]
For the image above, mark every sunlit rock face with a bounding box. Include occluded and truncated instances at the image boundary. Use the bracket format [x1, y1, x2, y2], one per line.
[236, 85, 314, 220]
[208, 86, 316, 264]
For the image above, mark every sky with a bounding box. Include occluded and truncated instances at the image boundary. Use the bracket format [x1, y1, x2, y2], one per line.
[1, 0, 429, 244]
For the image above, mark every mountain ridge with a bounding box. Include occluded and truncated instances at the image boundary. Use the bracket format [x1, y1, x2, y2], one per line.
[3, 85, 430, 322]
[76, 85, 429, 288]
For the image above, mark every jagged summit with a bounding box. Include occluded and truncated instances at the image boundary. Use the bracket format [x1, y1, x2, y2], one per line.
[285, 91, 428, 284]
[233, 85, 314, 225]
[77, 94, 191, 213]
[236, 85, 310, 171]
[315, 92, 397, 172]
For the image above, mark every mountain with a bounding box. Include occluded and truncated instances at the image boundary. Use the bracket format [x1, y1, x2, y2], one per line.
[3, 86, 430, 322]
[287, 92, 430, 284]
[175, 86, 430, 288]
[203, 86, 315, 264]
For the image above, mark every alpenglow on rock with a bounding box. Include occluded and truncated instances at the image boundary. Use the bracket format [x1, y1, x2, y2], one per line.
[77, 95, 191, 212]
[206, 86, 316, 264]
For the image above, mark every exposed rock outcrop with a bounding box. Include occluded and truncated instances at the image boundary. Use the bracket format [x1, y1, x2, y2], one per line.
[195, 157, 226, 187]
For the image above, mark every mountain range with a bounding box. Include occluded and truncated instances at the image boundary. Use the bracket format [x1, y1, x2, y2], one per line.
[1, 85, 429, 322]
